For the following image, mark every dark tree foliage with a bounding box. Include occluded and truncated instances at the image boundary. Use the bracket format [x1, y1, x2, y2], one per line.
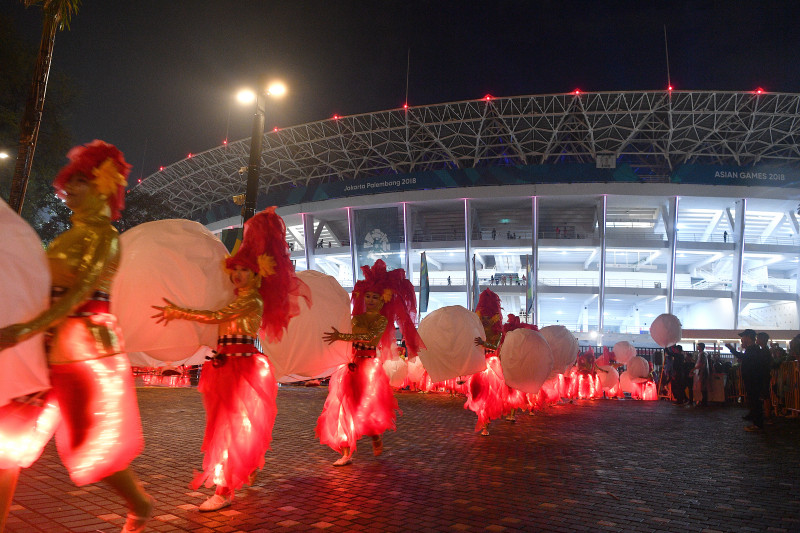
[1, 13, 75, 243]
[114, 187, 182, 233]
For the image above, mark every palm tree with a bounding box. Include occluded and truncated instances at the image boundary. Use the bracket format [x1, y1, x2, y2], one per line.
[7, 0, 80, 214]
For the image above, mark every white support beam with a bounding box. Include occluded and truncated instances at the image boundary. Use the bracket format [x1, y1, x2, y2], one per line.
[287, 225, 305, 251]
[634, 250, 662, 271]
[583, 249, 598, 270]
[761, 213, 784, 240]
[688, 253, 724, 275]
[726, 207, 735, 231]
[788, 211, 800, 235]
[701, 210, 724, 242]
[426, 255, 443, 270]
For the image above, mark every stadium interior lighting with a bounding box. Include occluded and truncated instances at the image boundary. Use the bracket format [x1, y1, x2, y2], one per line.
[0, 151, 9, 159]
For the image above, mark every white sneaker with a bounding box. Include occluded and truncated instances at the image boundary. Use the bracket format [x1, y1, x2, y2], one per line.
[199, 493, 232, 512]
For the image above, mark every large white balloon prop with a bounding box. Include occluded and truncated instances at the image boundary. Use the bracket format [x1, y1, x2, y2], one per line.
[539, 325, 578, 378]
[619, 355, 650, 393]
[261, 270, 351, 379]
[626, 355, 650, 379]
[417, 305, 486, 383]
[0, 200, 50, 406]
[612, 341, 637, 364]
[112, 219, 232, 361]
[383, 358, 409, 388]
[406, 356, 426, 384]
[596, 365, 620, 390]
[127, 346, 212, 368]
[649, 313, 682, 347]
[498, 329, 554, 394]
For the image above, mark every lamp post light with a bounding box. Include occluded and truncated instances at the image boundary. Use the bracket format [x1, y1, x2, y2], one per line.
[237, 81, 287, 222]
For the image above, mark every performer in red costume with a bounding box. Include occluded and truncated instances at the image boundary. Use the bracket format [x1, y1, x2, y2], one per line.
[318, 259, 423, 466]
[0, 141, 154, 533]
[153, 207, 310, 511]
[465, 289, 507, 436]
[501, 314, 538, 420]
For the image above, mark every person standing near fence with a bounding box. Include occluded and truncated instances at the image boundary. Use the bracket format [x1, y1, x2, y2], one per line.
[727, 329, 767, 432]
[694, 343, 710, 406]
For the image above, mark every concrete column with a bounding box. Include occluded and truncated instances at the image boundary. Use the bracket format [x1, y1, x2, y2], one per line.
[347, 207, 357, 286]
[667, 196, 679, 314]
[403, 202, 412, 280]
[598, 196, 607, 332]
[531, 196, 539, 324]
[464, 199, 473, 308]
[302, 213, 316, 271]
[732, 199, 746, 329]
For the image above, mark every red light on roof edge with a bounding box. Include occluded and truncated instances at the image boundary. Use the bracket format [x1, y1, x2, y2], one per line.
[159, 166, 164, 171]
[188, 153, 192, 158]
[273, 127, 279, 132]
[755, 87, 764, 94]
[573, 89, 581, 95]
[484, 94, 493, 101]
[668, 85, 673, 91]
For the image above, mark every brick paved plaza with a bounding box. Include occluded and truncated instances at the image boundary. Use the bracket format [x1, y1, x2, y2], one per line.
[6, 385, 800, 532]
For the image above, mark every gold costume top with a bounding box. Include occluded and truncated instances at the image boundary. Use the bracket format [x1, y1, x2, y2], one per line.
[482, 331, 501, 353]
[9, 211, 124, 364]
[163, 286, 263, 338]
[337, 312, 388, 348]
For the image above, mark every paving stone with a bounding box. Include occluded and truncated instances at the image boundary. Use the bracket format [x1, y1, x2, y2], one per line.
[6, 387, 800, 532]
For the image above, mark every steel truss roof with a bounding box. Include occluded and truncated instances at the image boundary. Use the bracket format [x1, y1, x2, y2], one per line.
[138, 90, 800, 218]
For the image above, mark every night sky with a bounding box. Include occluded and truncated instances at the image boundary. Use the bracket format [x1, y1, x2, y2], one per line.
[4, 1, 800, 181]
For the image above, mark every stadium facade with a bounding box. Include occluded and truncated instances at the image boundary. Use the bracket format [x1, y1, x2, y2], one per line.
[139, 91, 800, 344]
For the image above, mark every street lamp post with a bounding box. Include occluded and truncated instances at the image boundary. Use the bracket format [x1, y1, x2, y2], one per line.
[238, 81, 286, 222]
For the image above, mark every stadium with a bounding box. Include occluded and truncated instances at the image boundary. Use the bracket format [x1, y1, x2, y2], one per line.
[137, 90, 800, 347]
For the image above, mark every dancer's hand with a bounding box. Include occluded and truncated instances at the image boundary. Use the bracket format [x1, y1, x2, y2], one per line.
[323, 327, 341, 344]
[474, 336, 485, 347]
[151, 298, 178, 325]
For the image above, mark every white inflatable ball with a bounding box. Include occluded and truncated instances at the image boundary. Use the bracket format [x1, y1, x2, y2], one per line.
[626, 355, 650, 379]
[383, 358, 409, 388]
[612, 341, 637, 365]
[406, 356, 426, 384]
[539, 325, 578, 378]
[619, 370, 650, 394]
[649, 313, 682, 348]
[596, 365, 620, 390]
[261, 270, 351, 379]
[112, 219, 232, 361]
[498, 329, 553, 395]
[417, 305, 486, 383]
[0, 199, 50, 406]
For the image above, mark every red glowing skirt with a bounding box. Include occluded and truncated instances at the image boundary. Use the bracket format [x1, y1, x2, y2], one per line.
[0, 393, 59, 470]
[504, 386, 528, 412]
[315, 352, 399, 454]
[192, 353, 277, 495]
[49, 353, 143, 485]
[464, 355, 507, 431]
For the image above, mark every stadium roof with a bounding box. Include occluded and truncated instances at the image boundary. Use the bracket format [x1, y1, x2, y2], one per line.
[137, 90, 800, 218]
